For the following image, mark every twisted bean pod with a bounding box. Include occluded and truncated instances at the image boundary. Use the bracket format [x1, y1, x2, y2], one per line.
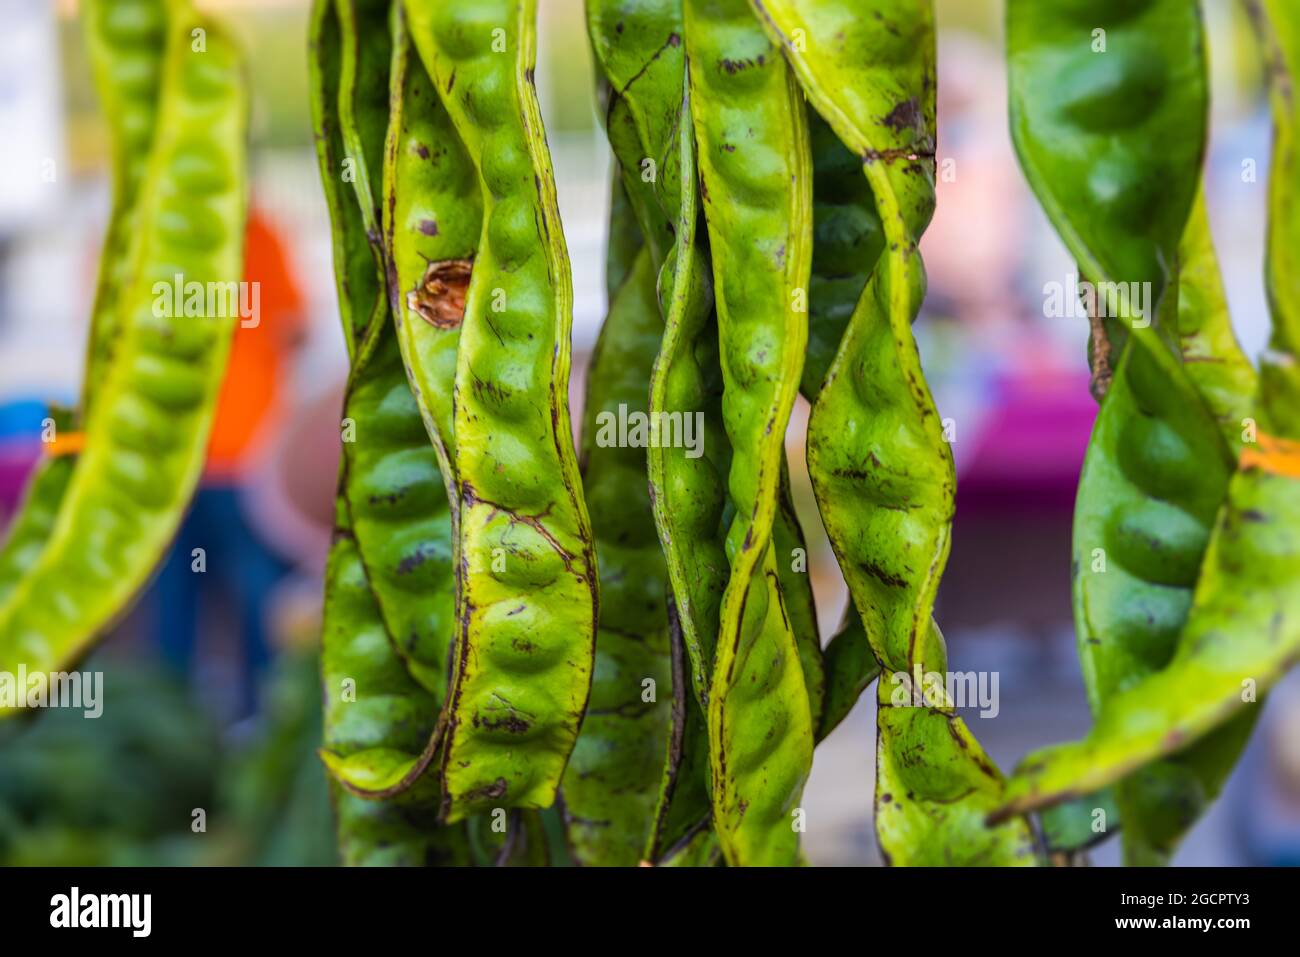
[0, 1, 166, 610]
[386, 6, 482, 477]
[993, 0, 1300, 825]
[81, 0, 168, 416]
[774, 467, 824, 728]
[315, 0, 462, 724]
[803, 109, 882, 400]
[590, 0, 730, 710]
[587, 0, 687, 266]
[797, 95, 885, 742]
[754, 0, 1034, 864]
[310, 0, 380, 359]
[1002, 0, 1262, 862]
[1176, 195, 1258, 450]
[685, 0, 815, 867]
[0, 412, 75, 609]
[321, 499, 468, 864]
[404, 0, 598, 820]
[1006, 0, 1207, 395]
[0, 0, 248, 692]
[561, 247, 674, 865]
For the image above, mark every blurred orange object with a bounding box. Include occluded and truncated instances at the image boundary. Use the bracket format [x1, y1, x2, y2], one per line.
[205, 209, 305, 482]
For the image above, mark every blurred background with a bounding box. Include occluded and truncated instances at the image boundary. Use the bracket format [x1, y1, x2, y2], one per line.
[1, 0, 1297, 866]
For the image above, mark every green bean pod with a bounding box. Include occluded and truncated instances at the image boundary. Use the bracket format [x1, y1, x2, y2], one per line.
[386, 6, 482, 475]
[755, 0, 1035, 865]
[340, 328, 458, 715]
[1176, 195, 1258, 450]
[559, 247, 674, 865]
[1006, 0, 1207, 394]
[589, 1, 730, 710]
[603, 170, 645, 299]
[310, 0, 379, 360]
[0, 1, 167, 610]
[1069, 289, 1253, 863]
[795, 91, 886, 738]
[586, 0, 687, 266]
[803, 108, 883, 399]
[685, 0, 815, 867]
[317, 0, 460, 709]
[643, 599, 713, 861]
[1004, 0, 1262, 863]
[774, 466, 825, 728]
[993, 0, 1300, 825]
[815, 607, 879, 742]
[0, 1, 248, 691]
[0, 413, 76, 609]
[404, 0, 599, 819]
[321, 497, 468, 864]
[771, 0, 945, 682]
[1251, 0, 1300, 423]
[81, 0, 168, 416]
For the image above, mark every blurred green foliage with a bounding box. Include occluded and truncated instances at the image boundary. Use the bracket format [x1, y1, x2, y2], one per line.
[0, 652, 337, 867]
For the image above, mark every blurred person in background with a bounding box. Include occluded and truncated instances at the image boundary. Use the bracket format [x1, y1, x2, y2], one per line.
[146, 208, 306, 721]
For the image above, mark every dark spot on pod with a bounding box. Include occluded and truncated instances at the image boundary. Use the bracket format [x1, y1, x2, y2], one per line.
[397, 546, 433, 575]
[419, 219, 439, 236]
[464, 777, 509, 801]
[859, 560, 908, 589]
[475, 713, 532, 734]
[882, 98, 921, 134]
[416, 144, 431, 160]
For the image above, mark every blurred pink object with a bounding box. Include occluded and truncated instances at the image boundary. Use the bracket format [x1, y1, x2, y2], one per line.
[958, 371, 1096, 510]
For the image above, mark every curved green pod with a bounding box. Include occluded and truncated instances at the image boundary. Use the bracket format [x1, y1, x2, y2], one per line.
[1251, 0, 1300, 423]
[589, 0, 730, 710]
[1176, 196, 1258, 450]
[803, 108, 883, 400]
[685, 0, 815, 867]
[0, 1, 248, 694]
[321, 498, 468, 864]
[771, 0, 946, 682]
[755, 0, 1034, 865]
[994, 0, 1300, 828]
[404, 0, 598, 820]
[315, 0, 461, 708]
[774, 466, 825, 728]
[815, 607, 880, 742]
[309, 0, 379, 360]
[385, 8, 482, 476]
[0, 2, 166, 612]
[643, 600, 713, 862]
[561, 248, 674, 866]
[603, 171, 644, 299]
[1069, 291, 1252, 864]
[1005, 0, 1260, 864]
[0, 410, 76, 609]
[1006, 0, 1207, 393]
[586, 0, 687, 266]
[81, 0, 168, 417]
[341, 329, 458, 705]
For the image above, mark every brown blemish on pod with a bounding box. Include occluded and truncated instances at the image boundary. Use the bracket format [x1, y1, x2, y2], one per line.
[409, 258, 473, 329]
